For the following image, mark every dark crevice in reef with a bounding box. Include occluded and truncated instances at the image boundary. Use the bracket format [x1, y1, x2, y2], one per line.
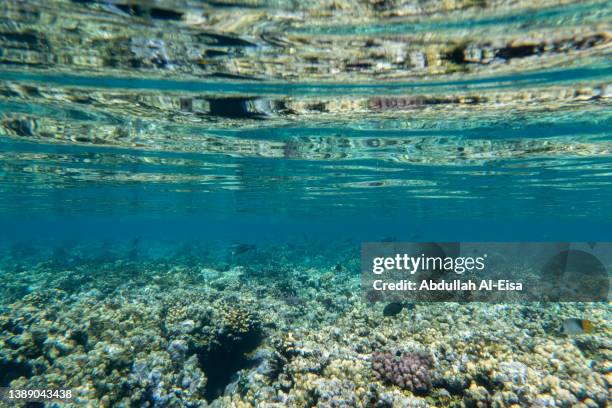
[345, 62, 373, 70]
[148, 8, 183, 21]
[205, 1, 266, 9]
[114, 4, 183, 21]
[196, 33, 257, 47]
[0, 360, 33, 387]
[208, 98, 262, 119]
[209, 72, 260, 81]
[0, 32, 47, 49]
[204, 49, 230, 58]
[447, 45, 468, 65]
[198, 330, 263, 402]
[496, 44, 542, 60]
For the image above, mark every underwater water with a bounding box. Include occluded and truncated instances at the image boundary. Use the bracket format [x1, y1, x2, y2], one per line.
[0, 0, 611, 406]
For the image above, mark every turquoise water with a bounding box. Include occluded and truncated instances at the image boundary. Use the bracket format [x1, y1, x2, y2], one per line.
[1, 64, 612, 239]
[2, 75, 612, 241]
[0, 1, 611, 406]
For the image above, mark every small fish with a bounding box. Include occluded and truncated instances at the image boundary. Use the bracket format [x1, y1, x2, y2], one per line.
[231, 243, 256, 256]
[562, 318, 595, 335]
[383, 302, 404, 317]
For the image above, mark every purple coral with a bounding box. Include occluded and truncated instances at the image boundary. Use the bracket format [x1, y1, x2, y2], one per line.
[371, 350, 434, 393]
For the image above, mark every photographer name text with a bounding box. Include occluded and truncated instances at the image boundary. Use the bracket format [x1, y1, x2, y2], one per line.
[372, 279, 523, 292]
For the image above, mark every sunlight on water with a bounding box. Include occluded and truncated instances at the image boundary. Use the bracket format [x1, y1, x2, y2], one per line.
[0, 0, 610, 220]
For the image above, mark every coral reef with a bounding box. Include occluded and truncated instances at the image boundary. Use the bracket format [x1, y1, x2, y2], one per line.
[0, 244, 610, 407]
[372, 350, 434, 394]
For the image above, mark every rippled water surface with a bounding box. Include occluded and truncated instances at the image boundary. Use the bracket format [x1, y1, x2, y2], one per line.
[0, 0, 610, 232]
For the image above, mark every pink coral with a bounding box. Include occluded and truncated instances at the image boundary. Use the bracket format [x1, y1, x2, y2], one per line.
[372, 350, 434, 394]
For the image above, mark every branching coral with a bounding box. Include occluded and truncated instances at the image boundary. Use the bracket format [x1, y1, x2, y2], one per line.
[221, 306, 261, 340]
